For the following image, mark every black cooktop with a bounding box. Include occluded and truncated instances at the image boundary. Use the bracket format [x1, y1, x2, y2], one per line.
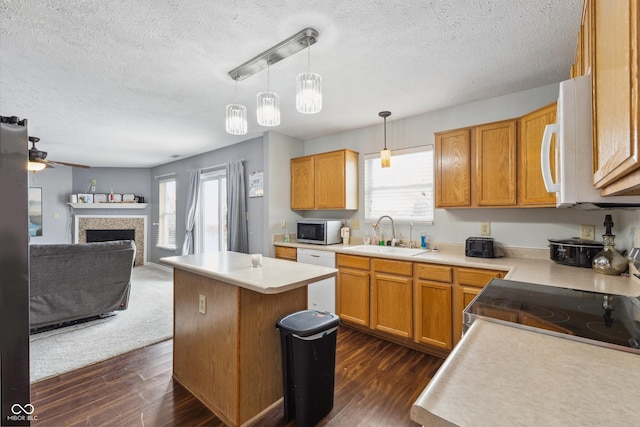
[464, 279, 640, 354]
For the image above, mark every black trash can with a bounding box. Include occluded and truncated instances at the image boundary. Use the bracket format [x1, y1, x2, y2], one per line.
[276, 309, 340, 427]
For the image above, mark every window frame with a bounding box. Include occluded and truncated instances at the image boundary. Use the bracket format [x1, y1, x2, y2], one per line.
[363, 145, 435, 224]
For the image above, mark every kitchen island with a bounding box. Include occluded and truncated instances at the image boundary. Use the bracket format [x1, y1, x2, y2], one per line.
[160, 251, 338, 427]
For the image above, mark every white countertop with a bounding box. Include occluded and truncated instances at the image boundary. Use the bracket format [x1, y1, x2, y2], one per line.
[411, 319, 640, 427]
[160, 251, 337, 294]
[275, 241, 640, 297]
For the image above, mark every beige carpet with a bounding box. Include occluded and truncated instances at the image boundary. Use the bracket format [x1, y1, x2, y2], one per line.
[29, 263, 173, 383]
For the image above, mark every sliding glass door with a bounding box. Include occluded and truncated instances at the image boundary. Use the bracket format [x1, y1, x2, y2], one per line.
[196, 169, 227, 253]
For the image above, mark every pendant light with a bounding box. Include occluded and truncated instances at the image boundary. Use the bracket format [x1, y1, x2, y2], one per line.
[379, 111, 391, 168]
[225, 78, 247, 135]
[256, 62, 280, 127]
[296, 40, 322, 114]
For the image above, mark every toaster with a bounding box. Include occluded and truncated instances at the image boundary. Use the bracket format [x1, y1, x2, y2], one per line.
[465, 237, 497, 258]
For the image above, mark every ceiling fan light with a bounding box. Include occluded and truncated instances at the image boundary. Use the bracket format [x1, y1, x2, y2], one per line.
[296, 72, 322, 114]
[28, 161, 46, 172]
[225, 104, 247, 135]
[257, 91, 280, 126]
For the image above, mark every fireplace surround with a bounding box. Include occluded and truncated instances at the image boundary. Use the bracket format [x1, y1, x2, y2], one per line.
[75, 215, 146, 265]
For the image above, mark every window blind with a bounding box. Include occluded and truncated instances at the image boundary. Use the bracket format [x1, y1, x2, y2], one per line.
[363, 145, 434, 223]
[158, 178, 177, 249]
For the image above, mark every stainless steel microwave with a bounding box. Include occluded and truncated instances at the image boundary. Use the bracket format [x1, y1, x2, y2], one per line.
[296, 220, 342, 245]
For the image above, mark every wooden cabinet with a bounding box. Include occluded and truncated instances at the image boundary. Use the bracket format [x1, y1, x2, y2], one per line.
[474, 120, 518, 206]
[290, 156, 315, 210]
[435, 129, 471, 207]
[519, 103, 557, 206]
[371, 259, 413, 339]
[435, 119, 518, 208]
[453, 267, 505, 345]
[591, 0, 640, 195]
[414, 264, 453, 350]
[336, 254, 370, 326]
[290, 149, 359, 210]
[274, 246, 297, 261]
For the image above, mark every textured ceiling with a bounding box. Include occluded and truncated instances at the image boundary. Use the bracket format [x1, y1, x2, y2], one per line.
[0, 0, 582, 168]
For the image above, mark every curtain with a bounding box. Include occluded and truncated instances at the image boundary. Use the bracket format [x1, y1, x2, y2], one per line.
[182, 169, 201, 255]
[226, 160, 249, 253]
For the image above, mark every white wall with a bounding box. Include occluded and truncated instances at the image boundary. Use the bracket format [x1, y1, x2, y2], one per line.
[299, 83, 640, 251]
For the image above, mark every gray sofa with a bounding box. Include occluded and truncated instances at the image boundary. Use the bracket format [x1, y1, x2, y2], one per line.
[29, 240, 136, 330]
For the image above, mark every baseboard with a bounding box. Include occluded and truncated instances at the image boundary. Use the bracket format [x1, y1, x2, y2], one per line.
[142, 262, 174, 273]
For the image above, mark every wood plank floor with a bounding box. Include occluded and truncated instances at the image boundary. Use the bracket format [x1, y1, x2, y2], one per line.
[30, 326, 444, 426]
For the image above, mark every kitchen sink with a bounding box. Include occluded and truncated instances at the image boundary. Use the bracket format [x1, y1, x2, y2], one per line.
[342, 245, 428, 256]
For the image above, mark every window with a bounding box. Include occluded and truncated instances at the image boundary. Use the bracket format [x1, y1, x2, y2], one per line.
[364, 145, 434, 223]
[157, 178, 177, 249]
[196, 169, 227, 253]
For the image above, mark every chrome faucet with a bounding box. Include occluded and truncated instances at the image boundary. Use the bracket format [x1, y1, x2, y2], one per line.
[375, 215, 396, 246]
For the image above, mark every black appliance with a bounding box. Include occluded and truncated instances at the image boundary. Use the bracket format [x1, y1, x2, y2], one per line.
[465, 237, 500, 258]
[464, 278, 640, 354]
[0, 115, 31, 424]
[548, 238, 604, 268]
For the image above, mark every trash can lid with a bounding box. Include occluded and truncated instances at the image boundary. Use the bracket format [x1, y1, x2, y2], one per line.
[276, 310, 340, 337]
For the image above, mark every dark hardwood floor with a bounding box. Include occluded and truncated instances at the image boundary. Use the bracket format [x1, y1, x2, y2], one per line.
[30, 326, 444, 426]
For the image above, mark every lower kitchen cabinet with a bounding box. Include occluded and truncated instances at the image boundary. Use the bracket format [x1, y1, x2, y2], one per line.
[371, 259, 413, 339]
[336, 254, 370, 327]
[274, 246, 297, 261]
[414, 264, 454, 350]
[453, 267, 506, 345]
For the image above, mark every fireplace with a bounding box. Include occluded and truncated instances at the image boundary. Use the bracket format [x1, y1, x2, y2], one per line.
[75, 215, 146, 266]
[86, 229, 135, 243]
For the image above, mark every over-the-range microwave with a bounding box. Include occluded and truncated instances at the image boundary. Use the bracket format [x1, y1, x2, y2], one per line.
[541, 74, 640, 208]
[296, 220, 342, 245]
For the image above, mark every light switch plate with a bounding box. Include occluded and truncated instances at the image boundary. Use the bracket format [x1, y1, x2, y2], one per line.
[580, 224, 595, 240]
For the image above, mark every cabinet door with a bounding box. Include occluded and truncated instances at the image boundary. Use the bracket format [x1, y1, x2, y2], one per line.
[435, 129, 471, 207]
[337, 268, 370, 326]
[592, 0, 640, 192]
[274, 246, 297, 261]
[290, 156, 315, 209]
[315, 150, 346, 209]
[415, 280, 452, 350]
[371, 273, 412, 339]
[474, 120, 518, 206]
[519, 103, 557, 206]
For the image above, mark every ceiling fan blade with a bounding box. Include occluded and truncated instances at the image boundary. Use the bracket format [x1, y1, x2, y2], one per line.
[46, 159, 91, 169]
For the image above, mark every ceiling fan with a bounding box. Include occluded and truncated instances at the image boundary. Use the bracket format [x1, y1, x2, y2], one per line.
[28, 136, 90, 171]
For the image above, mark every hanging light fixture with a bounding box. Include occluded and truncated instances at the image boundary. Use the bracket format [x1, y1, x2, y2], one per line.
[256, 62, 280, 126]
[379, 111, 391, 168]
[226, 78, 247, 135]
[296, 39, 322, 114]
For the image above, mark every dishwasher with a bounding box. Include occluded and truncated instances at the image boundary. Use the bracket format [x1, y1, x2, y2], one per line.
[296, 248, 336, 313]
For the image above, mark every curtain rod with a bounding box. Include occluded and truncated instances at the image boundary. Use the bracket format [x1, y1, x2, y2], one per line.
[154, 172, 176, 179]
[189, 158, 244, 173]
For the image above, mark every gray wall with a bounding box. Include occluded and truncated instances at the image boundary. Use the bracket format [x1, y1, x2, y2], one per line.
[28, 166, 74, 244]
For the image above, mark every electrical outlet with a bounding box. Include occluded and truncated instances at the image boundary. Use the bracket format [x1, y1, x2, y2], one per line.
[351, 219, 360, 230]
[198, 294, 206, 314]
[480, 222, 491, 236]
[281, 219, 286, 229]
[580, 224, 595, 240]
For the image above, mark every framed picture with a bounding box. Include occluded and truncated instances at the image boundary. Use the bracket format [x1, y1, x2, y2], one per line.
[93, 193, 107, 203]
[28, 187, 43, 237]
[77, 193, 94, 203]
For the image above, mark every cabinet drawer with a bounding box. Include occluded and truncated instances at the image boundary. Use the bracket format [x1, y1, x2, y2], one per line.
[337, 254, 370, 270]
[457, 268, 504, 287]
[372, 259, 412, 276]
[415, 264, 453, 283]
[275, 246, 297, 261]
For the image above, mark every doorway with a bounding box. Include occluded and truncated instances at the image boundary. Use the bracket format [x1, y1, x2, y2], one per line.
[196, 169, 227, 253]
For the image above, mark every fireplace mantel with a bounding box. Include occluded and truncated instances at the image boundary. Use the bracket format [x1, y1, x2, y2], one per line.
[69, 203, 148, 209]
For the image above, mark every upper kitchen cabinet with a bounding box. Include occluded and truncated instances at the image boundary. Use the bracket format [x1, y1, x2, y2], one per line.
[291, 149, 359, 210]
[474, 120, 518, 206]
[581, 0, 640, 195]
[436, 119, 518, 208]
[518, 103, 557, 207]
[435, 129, 471, 207]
